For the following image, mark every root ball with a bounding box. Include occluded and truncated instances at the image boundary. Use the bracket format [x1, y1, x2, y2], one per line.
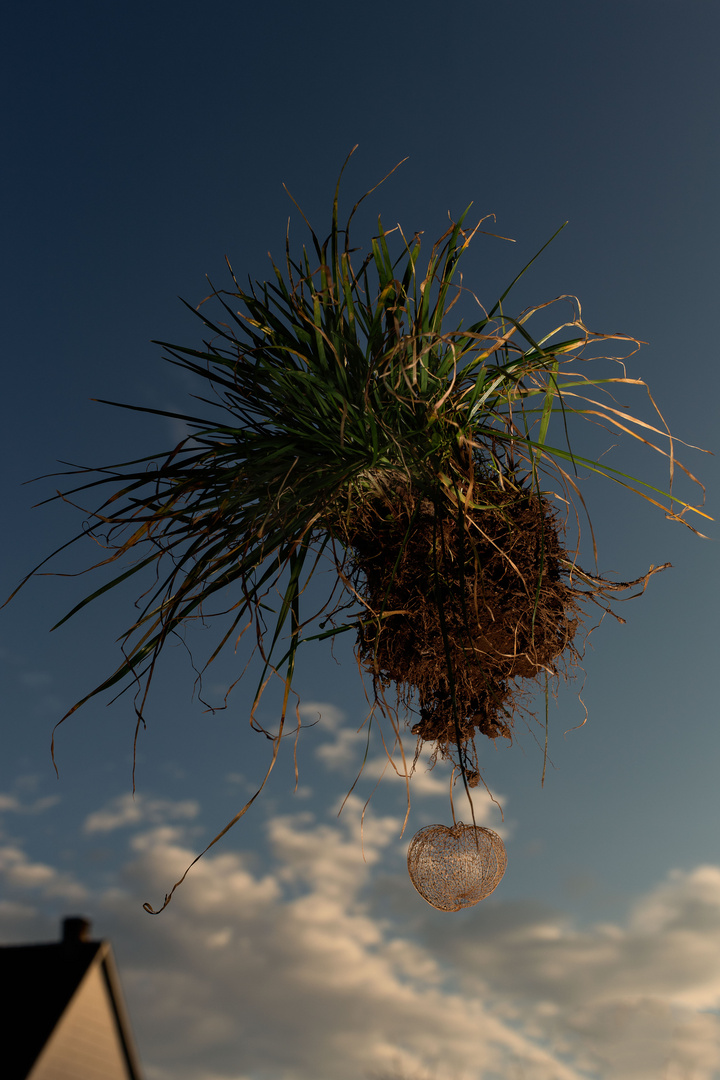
[343, 476, 580, 754]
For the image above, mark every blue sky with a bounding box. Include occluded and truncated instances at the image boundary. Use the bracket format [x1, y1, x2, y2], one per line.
[2, 2, 719, 1078]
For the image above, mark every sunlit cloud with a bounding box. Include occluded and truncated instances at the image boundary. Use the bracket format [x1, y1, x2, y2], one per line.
[0, 845, 87, 902]
[305, 699, 506, 837]
[83, 793, 200, 834]
[299, 701, 348, 731]
[105, 801, 582, 1080]
[122, 812, 720, 1080]
[0, 791, 61, 815]
[3, 789, 720, 1079]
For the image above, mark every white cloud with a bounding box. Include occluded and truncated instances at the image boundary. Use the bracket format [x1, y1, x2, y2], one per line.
[83, 793, 200, 834]
[428, 865, 720, 1079]
[304, 699, 368, 769]
[299, 700, 348, 731]
[0, 791, 61, 815]
[0, 845, 87, 902]
[306, 700, 506, 829]
[105, 803, 580, 1080]
[361, 754, 507, 833]
[315, 723, 367, 768]
[3, 790, 720, 1080]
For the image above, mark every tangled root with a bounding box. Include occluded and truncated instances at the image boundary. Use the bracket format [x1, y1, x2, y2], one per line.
[342, 474, 581, 756]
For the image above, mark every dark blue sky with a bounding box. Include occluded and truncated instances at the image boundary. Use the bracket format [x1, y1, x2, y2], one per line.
[2, 4, 719, 1078]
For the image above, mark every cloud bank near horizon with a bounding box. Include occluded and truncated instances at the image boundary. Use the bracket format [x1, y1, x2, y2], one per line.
[1, 787, 720, 1080]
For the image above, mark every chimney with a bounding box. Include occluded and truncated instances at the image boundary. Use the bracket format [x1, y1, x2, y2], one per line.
[62, 916, 92, 943]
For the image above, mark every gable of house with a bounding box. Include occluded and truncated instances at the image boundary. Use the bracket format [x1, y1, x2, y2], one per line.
[1, 919, 143, 1080]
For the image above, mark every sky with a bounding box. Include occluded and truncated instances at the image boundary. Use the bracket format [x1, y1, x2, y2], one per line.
[1, 1, 719, 1078]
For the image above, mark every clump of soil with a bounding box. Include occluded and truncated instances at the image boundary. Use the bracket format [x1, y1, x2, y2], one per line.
[342, 472, 580, 757]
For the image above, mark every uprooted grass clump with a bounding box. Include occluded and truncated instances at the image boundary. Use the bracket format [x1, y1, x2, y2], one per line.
[5, 149, 710, 909]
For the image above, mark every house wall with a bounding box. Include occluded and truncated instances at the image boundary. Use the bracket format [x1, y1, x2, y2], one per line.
[28, 959, 132, 1080]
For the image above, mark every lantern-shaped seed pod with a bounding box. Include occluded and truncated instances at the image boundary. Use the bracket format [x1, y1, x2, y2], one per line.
[407, 823, 507, 911]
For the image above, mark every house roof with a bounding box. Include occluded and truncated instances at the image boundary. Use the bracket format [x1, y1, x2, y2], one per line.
[0, 917, 144, 1080]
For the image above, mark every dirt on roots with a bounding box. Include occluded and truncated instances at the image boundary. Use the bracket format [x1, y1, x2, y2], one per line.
[342, 476, 581, 758]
